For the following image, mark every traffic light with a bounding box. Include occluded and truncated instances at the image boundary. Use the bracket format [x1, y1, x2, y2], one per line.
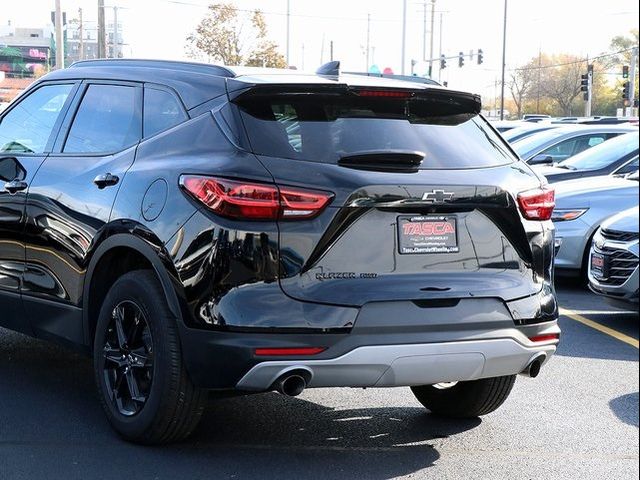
[580, 74, 589, 92]
[458, 52, 464, 68]
[440, 54, 447, 70]
[477, 49, 483, 65]
[622, 65, 629, 79]
[622, 81, 630, 99]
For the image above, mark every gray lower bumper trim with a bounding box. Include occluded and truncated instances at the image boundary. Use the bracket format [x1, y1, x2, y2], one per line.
[236, 337, 557, 391]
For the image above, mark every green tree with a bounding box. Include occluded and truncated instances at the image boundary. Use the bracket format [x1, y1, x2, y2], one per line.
[591, 60, 619, 116]
[608, 29, 639, 104]
[608, 29, 639, 66]
[186, 3, 286, 68]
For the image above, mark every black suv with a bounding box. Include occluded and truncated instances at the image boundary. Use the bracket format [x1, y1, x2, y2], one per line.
[0, 59, 560, 444]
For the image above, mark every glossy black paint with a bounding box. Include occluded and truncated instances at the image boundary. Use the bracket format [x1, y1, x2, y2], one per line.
[0, 61, 559, 390]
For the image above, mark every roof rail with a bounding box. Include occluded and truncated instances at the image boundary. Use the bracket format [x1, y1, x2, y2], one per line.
[69, 59, 236, 78]
[316, 60, 340, 76]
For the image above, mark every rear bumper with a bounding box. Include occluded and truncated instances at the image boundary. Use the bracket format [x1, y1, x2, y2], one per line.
[236, 335, 558, 391]
[178, 294, 559, 389]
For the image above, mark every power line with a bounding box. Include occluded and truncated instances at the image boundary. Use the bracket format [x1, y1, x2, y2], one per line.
[163, 0, 405, 23]
[511, 48, 636, 72]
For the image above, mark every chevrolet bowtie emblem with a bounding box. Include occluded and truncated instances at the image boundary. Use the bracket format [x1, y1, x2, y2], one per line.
[422, 189, 454, 203]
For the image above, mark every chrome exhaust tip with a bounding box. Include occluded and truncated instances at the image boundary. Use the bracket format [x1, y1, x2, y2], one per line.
[273, 370, 311, 396]
[521, 353, 547, 378]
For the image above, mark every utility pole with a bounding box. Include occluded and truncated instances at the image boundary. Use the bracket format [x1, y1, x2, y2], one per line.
[54, 0, 64, 69]
[584, 57, 592, 118]
[428, 0, 435, 78]
[499, 0, 508, 120]
[536, 47, 541, 112]
[627, 47, 638, 117]
[113, 6, 119, 58]
[421, 1, 427, 61]
[78, 8, 84, 61]
[330, 40, 334, 62]
[98, 0, 106, 58]
[366, 13, 371, 71]
[437, 12, 443, 82]
[286, 0, 291, 66]
[401, 0, 407, 75]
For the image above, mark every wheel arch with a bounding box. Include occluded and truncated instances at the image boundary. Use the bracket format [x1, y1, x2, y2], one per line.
[83, 233, 182, 348]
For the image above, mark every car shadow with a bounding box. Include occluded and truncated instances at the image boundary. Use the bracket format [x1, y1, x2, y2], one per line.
[609, 392, 639, 428]
[0, 329, 480, 480]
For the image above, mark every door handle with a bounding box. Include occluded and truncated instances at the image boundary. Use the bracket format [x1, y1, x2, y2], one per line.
[93, 173, 119, 189]
[4, 179, 28, 194]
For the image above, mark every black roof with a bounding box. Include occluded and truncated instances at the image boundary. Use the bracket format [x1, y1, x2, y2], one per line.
[43, 59, 232, 110]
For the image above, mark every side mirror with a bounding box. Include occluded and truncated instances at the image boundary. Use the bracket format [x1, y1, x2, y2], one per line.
[0, 156, 27, 182]
[529, 154, 554, 165]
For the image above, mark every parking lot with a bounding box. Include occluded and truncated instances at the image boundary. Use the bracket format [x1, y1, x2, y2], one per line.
[0, 282, 637, 480]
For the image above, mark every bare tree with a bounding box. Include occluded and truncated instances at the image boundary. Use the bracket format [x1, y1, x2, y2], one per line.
[508, 66, 535, 118]
[539, 55, 584, 116]
[186, 3, 286, 68]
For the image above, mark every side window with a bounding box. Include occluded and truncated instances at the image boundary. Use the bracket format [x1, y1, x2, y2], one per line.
[0, 84, 73, 154]
[571, 134, 606, 156]
[615, 156, 639, 175]
[143, 88, 187, 138]
[540, 138, 578, 160]
[64, 84, 141, 153]
[587, 135, 605, 147]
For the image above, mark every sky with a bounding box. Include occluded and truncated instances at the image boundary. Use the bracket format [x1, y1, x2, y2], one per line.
[1, 0, 638, 97]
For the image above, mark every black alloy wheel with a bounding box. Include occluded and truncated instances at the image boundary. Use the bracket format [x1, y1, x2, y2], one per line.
[102, 300, 154, 416]
[94, 270, 207, 444]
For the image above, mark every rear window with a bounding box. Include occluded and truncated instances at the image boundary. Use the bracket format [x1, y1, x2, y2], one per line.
[234, 91, 516, 169]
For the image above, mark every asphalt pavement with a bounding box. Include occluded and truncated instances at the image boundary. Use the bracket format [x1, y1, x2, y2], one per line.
[0, 282, 638, 480]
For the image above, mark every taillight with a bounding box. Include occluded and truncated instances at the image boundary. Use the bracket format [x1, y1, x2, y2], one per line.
[517, 187, 555, 221]
[180, 176, 333, 220]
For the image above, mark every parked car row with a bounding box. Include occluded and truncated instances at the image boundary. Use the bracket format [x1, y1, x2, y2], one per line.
[491, 118, 639, 307]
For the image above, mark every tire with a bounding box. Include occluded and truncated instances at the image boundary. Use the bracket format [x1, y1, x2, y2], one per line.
[411, 375, 516, 418]
[93, 270, 207, 444]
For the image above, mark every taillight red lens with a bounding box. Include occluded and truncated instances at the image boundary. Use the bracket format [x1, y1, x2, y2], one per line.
[517, 187, 555, 221]
[181, 176, 333, 220]
[529, 333, 560, 343]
